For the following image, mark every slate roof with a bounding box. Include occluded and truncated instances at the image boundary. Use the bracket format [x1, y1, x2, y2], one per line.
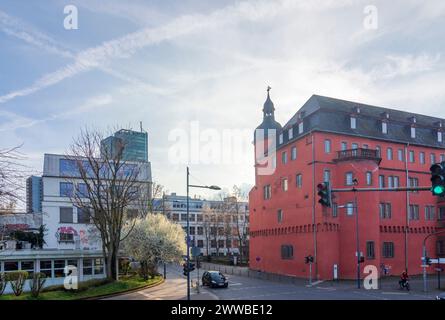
[278, 95, 445, 149]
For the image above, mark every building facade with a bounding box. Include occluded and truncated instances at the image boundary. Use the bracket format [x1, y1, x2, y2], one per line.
[26, 176, 43, 213]
[101, 129, 149, 162]
[158, 193, 249, 258]
[249, 92, 445, 280]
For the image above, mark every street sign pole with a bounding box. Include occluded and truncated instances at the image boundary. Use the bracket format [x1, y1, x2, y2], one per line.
[309, 262, 312, 286]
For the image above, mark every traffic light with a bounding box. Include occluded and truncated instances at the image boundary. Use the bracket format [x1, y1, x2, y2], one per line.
[183, 263, 188, 276]
[317, 182, 332, 207]
[189, 263, 195, 272]
[430, 162, 445, 196]
[359, 256, 365, 263]
[305, 255, 314, 264]
[425, 256, 432, 266]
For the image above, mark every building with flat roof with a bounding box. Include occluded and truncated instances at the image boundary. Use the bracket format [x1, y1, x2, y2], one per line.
[101, 129, 149, 162]
[26, 176, 43, 213]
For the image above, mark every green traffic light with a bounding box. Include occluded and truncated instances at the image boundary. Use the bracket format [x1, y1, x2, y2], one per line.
[433, 185, 445, 195]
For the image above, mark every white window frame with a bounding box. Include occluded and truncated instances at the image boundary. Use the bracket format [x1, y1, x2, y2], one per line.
[411, 126, 416, 138]
[382, 121, 388, 134]
[298, 122, 304, 134]
[288, 128, 293, 140]
[350, 117, 357, 129]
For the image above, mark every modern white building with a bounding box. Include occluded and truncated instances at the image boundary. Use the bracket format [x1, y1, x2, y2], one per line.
[0, 153, 152, 294]
[158, 193, 249, 258]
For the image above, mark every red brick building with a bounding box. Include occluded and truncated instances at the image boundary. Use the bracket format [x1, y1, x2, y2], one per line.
[249, 92, 445, 280]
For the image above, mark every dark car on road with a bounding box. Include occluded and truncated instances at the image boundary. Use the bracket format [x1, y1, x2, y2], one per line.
[202, 271, 228, 288]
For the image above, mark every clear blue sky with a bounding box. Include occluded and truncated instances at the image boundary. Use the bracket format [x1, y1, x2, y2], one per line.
[1, 0, 445, 203]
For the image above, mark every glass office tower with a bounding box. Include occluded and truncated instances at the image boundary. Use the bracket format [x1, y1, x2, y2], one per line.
[101, 129, 148, 162]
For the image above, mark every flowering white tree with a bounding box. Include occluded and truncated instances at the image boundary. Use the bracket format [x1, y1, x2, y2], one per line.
[121, 214, 186, 279]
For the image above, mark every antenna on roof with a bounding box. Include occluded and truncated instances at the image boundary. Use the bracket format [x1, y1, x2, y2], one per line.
[140, 121, 143, 132]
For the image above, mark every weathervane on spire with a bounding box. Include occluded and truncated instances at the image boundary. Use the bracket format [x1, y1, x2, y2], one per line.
[267, 86, 271, 93]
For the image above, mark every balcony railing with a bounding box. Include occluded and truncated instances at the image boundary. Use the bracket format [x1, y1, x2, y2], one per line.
[335, 148, 382, 164]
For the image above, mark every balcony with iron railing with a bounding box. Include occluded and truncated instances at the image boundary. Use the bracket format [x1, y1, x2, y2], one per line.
[334, 148, 382, 164]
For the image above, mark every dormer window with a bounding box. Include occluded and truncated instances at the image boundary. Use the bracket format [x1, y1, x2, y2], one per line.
[279, 133, 283, 144]
[288, 128, 293, 140]
[350, 116, 357, 129]
[438, 131, 443, 143]
[298, 122, 304, 134]
[355, 106, 361, 114]
[382, 121, 388, 134]
[411, 126, 416, 138]
[410, 116, 417, 124]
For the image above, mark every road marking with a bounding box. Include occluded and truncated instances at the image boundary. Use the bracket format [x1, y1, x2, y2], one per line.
[229, 282, 242, 286]
[316, 287, 336, 291]
[381, 291, 409, 295]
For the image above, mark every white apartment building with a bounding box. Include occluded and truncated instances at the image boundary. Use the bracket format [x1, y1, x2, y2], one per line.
[158, 193, 249, 258]
[0, 153, 152, 294]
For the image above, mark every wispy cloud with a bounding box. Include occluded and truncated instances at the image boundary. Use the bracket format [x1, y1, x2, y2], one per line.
[0, 0, 338, 105]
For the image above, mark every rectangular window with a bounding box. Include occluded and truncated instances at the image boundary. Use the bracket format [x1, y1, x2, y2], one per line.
[263, 185, 271, 199]
[409, 151, 415, 163]
[398, 149, 404, 161]
[351, 143, 358, 150]
[181, 214, 187, 221]
[76, 183, 88, 198]
[345, 172, 353, 186]
[291, 146, 297, 160]
[382, 122, 388, 134]
[94, 258, 104, 275]
[282, 178, 288, 192]
[296, 174, 302, 188]
[366, 241, 375, 259]
[288, 128, 293, 140]
[431, 153, 436, 164]
[408, 177, 419, 193]
[218, 240, 225, 248]
[197, 240, 204, 248]
[54, 260, 65, 278]
[379, 203, 391, 219]
[277, 209, 283, 223]
[439, 207, 445, 220]
[341, 142, 347, 151]
[172, 213, 179, 221]
[282, 151, 287, 164]
[298, 122, 304, 134]
[323, 170, 331, 183]
[411, 127, 416, 138]
[60, 207, 73, 223]
[393, 176, 399, 188]
[387, 148, 393, 160]
[60, 182, 73, 197]
[438, 131, 443, 143]
[281, 245, 294, 260]
[189, 227, 195, 235]
[425, 206, 435, 220]
[441, 154, 445, 163]
[279, 133, 283, 144]
[378, 175, 385, 188]
[324, 139, 331, 153]
[197, 227, 203, 235]
[332, 203, 338, 218]
[40, 260, 52, 278]
[83, 259, 93, 276]
[382, 242, 395, 258]
[376, 146, 381, 157]
[346, 202, 354, 216]
[420, 152, 425, 164]
[388, 176, 394, 189]
[350, 117, 357, 129]
[409, 204, 420, 220]
[77, 207, 90, 224]
[366, 172, 372, 185]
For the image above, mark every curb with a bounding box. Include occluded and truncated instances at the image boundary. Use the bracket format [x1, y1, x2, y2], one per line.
[82, 277, 165, 300]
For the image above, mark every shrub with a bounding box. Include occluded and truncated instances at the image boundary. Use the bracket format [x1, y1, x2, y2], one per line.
[29, 273, 47, 298]
[0, 273, 6, 296]
[7, 271, 28, 296]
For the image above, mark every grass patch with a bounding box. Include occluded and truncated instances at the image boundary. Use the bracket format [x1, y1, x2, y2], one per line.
[0, 275, 162, 300]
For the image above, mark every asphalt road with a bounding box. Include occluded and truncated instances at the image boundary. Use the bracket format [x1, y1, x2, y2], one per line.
[105, 264, 441, 300]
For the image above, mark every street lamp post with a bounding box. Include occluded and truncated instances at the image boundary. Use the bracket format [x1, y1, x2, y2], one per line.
[186, 166, 220, 300]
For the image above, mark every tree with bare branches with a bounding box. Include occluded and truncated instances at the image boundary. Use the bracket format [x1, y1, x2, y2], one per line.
[0, 145, 28, 212]
[66, 128, 151, 280]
